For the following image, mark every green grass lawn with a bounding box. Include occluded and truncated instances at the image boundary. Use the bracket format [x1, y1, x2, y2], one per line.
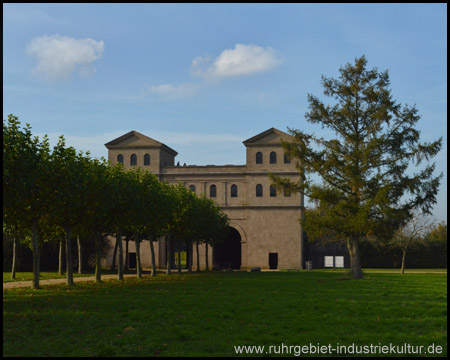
[2, 269, 153, 283]
[4, 268, 446, 283]
[3, 271, 447, 357]
[3, 271, 96, 283]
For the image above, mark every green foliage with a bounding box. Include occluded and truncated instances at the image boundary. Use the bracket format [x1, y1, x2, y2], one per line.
[195, 196, 230, 246]
[166, 184, 229, 246]
[50, 137, 87, 227]
[3, 114, 52, 225]
[426, 222, 447, 244]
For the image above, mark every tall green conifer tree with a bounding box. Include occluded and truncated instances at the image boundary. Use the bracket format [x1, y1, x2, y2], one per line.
[271, 56, 442, 279]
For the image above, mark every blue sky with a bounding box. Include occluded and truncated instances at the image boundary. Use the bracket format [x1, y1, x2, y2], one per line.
[3, 3, 447, 222]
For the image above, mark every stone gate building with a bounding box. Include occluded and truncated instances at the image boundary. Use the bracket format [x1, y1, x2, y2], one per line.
[104, 127, 305, 270]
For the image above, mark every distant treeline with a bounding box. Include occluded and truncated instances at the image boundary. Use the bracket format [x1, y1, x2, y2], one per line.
[304, 222, 447, 270]
[359, 240, 447, 269]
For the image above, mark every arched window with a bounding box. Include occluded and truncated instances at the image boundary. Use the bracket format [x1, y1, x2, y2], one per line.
[284, 188, 291, 197]
[210, 184, 217, 198]
[231, 184, 238, 197]
[256, 184, 263, 197]
[189, 184, 196, 193]
[284, 153, 291, 164]
[270, 151, 277, 164]
[270, 185, 277, 197]
[144, 154, 150, 166]
[130, 154, 137, 166]
[117, 154, 123, 164]
[256, 152, 263, 164]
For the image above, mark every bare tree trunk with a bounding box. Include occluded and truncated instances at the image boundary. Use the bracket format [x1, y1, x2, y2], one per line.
[196, 241, 200, 272]
[178, 241, 182, 274]
[117, 230, 124, 280]
[166, 235, 172, 275]
[58, 237, 65, 275]
[11, 234, 17, 280]
[205, 241, 209, 271]
[347, 237, 364, 279]
[95, 233, 102, 283]
[77, 235, 83, 274]
[111, 236, 118, 271]
[135, 232, 142, 279]
[149, 237, 157, 277]
[125, 236, 129, 271]
[32, 219, 40, 289]
[188, 240, 193, 273]
[65, 226, 74, 286]
[401, 248, 407, 274]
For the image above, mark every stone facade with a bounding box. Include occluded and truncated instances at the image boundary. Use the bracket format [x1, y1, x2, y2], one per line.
[103, 128, 305, 270]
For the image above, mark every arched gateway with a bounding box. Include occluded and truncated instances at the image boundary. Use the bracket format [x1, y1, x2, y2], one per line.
[213, 227, 242, 269]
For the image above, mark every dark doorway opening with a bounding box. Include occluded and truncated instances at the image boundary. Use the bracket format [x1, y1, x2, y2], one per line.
[128, 252, 137, 269]
[269, 253, 278, 269]
[213, 227, 241, 269]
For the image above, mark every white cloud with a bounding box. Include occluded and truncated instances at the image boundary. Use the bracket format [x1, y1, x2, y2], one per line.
[143, 43, 281, 101]
[26, 34, 105, 82]
[143, 82, 200, 99]
[191, 43, 282, 79]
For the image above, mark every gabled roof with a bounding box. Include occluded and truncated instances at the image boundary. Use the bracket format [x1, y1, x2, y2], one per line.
[104, 130, 178, 156]
[242, 127, 293, 146]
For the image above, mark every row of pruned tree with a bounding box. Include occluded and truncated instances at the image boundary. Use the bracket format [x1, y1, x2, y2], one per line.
[3, 115, 229, 289]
